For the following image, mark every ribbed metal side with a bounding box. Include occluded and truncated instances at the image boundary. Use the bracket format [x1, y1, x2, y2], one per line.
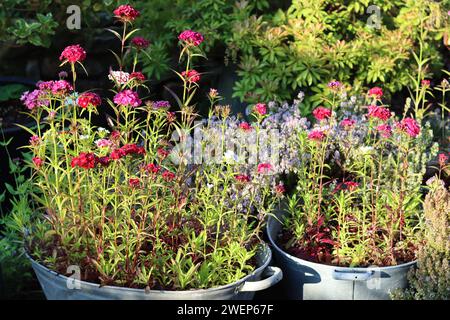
[29, 244, 273, 300]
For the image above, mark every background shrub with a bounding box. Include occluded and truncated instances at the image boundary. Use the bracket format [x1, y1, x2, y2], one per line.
[133, 0, 448, 114]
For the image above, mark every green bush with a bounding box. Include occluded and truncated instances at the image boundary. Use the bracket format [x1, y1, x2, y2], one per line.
[134, 0, 448, 115]
[228, 0, 448, 111]
[2, 0, 448, 113]
[135, 0, 272, 80]
[0, 0, 114, 47]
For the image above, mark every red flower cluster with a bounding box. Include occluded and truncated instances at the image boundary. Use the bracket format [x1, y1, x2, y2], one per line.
[254, 103, 267, 116]
[131, 36, 150, 49]
[438, 153, 449, 167]
[145, 163, 161, 174]
[367, 105, 391, 121]
[30, 135, 40, 146]
[130, 72, 146, 82]
[123, 143, 146, 155]
[421, 79, 431, 87]
[71, 152, 98, 169]
[59, 44, 86, 63]
[162, 171, 175, 182]
[275, 184, 286, 194]
[257, 163, 272, 174]
[333, 181, 359, 193]
[142, 164, 176, 182]
[368, 87, 383, 99]
[32, 157, 43, 168]
[308, 130, 326, 141]
[376, 124, 392, 138]
[340, 118, 355, 128]
[157, 148, 170, 159]
[239, 122, 252, 132]
[396, 118, 421, 138]
[98, 156, 111, 167]
[235, 174, 251, 183]
[110, 144, 146, 160]
[109, 149, 125, 160]
[110, 131, 121, 141]
[113, 4, 140, 22]
[178, 30, 204, 47]
[182, 69, 201, 83]
[167, 112, 176, 122]
[313, 107, 332, 121]
[344, 181, 359, 191]
[77, 92, 102, 109]
[129, 178, 140, 188]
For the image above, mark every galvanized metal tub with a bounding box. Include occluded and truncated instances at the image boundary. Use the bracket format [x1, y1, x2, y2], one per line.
[267, 212, 416, 300]
[28, 244, 282, 300]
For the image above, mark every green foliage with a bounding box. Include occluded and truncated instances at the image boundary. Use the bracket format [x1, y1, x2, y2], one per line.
[133, 0, 447, 115]
[0, 0, 114, 47]
[0, 84, 28, 102]
[141, 40, 171, 80]
[134, 0, 270, 80]
[6, 13, 58, 47]
[228, 0, 447, 111]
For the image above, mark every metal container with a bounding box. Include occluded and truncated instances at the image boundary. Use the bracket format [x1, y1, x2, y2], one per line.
[28, 244, 282, 300]
[267, 212, 416, 300]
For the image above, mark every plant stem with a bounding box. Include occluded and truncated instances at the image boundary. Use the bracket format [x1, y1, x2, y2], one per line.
[120, 22, 127, 71]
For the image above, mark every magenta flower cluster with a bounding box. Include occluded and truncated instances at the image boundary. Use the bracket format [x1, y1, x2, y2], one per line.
[20, 90, 48, 110]
[113, 90, 141, 107]
[131, 36, 150, 49]
[178, 30, 204, 47]
[38, 80, 73, 95]
[327, 81, 342, 90]
[397, 117, 421, 138]
[153, 100, 171, 109]
[113, 4, 140, 22]
[59, 44, 86, 63]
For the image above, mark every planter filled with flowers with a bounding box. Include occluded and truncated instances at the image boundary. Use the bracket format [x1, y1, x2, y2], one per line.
[15, 5, 285, 300]
[267, 84, 442, 300]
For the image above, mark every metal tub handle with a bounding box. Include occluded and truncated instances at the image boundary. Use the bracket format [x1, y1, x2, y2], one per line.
[332, 269, 375, 281]
[239, 266, 283, 292]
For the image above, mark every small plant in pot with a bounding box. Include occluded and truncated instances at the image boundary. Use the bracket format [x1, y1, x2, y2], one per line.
[267, 83, 442, 300]
[5, 5, 284, 300]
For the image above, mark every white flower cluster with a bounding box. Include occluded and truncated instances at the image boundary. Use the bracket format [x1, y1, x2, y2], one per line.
[108, 70, 130, 84]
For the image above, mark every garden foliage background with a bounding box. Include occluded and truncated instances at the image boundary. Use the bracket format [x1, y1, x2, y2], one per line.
[1, 0, 449, 114]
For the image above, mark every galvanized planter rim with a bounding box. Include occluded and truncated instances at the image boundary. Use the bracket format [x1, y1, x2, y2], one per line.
[26, 243, 272, 295]
[267, 215, 417, 272]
